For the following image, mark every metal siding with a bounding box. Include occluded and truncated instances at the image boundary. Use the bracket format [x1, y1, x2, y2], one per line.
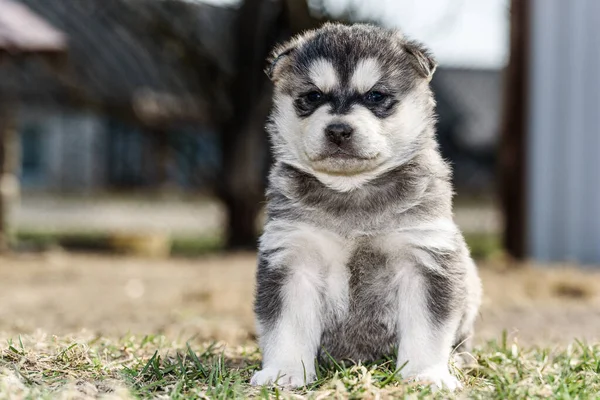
[588, 0, 600, 263]
[528, 0, 600, 263]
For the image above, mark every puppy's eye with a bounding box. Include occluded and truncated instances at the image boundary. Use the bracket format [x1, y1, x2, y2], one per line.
[364, 91, 387, 104]
[303, 91, 323, 103]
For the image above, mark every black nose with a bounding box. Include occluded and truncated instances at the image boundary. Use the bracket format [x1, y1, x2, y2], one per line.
[325, 123, 354, 146]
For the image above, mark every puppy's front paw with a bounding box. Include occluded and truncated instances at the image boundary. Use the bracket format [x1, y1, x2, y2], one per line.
[250, 367, 315, 388]
[407, 366, 462, 392]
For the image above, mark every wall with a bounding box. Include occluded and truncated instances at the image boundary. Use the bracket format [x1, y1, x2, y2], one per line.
[19, 108, 107, 192]
[528, 0, 600, 263]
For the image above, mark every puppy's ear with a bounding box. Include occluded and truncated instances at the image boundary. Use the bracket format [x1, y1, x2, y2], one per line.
[265, 44, 296, 82]
[266, 30, 318, 82]
[404, 40, 437, 81]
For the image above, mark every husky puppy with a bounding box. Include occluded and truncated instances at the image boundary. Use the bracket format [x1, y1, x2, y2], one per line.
[251, 23, 482, 391]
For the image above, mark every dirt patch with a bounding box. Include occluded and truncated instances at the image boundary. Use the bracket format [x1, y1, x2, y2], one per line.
[0, 252, 599, 345]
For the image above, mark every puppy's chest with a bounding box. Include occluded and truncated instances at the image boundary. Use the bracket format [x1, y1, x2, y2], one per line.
[320, 242, 400, 362]
[306, 206, 403, 236]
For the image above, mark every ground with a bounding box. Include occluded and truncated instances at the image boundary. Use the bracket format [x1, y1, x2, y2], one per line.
[1, 251, 599, 399]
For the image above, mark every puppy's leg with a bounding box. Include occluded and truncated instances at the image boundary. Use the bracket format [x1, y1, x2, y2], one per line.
[452, 257, 482, 368]
[251, 256, 322, 387]
[251, 223, 347, 388]
[395, 261, 464, 391]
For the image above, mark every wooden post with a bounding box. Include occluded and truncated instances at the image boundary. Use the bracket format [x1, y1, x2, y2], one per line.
[0, 106, 20, 251]
[499, 0, 530, 260]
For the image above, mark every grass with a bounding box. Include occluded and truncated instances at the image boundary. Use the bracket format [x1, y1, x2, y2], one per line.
[15, 230, 502, 260]
[16, 231, 223, 257]
[463, 232, 503, 261]
[1, 333, 599, 399]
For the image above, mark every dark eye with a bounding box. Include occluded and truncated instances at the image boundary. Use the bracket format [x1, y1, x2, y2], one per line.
[365, 91, 387, 103]
[304, 91, 323, 103]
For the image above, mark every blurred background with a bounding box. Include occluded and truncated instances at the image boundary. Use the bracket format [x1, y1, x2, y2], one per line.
[0, 0, 598, 344]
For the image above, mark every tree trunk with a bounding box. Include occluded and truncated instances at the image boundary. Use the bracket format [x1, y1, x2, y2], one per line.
[499, 0, 530, 259]
[220, 90, 272, 249]
[218, 0, 285, 250]
[219, 0, 324, 250]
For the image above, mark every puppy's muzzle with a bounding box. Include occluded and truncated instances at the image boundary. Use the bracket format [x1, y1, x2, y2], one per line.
[325, 122, 354, 147]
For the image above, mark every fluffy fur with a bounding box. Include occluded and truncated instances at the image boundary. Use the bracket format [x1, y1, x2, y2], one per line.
[252, 23, 482, 392]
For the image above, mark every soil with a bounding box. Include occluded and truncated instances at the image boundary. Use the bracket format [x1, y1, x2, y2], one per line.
[0, 251, 599, 345]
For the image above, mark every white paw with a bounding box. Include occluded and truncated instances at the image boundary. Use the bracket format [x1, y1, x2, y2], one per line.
[250, 367, 315, 388]
[407, 366, 462, 392]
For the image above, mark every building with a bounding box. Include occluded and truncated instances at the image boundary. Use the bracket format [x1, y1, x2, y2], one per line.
[0, 0, 238, 192]
[16, 65, 502, 193]
[525, 0, 600, 263]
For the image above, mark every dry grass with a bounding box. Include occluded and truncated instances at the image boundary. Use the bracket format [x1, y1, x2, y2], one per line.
[1, 332, 600, 399]
[0, 252, 600, 398]
[3, 252, 599, 345]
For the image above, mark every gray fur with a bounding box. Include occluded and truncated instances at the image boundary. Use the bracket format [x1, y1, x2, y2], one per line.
[252, 23, 482, 389]
[254, 250, 287, 330]
[320, 242, 397, 362]
[266, 154, 449, 236]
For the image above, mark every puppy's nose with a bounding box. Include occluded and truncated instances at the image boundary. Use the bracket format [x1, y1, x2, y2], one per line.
[325, 123, 354, 146]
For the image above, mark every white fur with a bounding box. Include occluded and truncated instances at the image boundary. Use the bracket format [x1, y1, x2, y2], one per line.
[303, 104, 337, 160]
[376, 219, 460, 256]
[271, 94, 393, 190]
[351, 58, 382, 93]
[307, 93, 432, 191]
[252, 264, 321, 387]
[312, 171, 387, 192]
[253, 221, 351, 387]
[254, 220, 466, 390]
[339, 105, 388, 160]
[387, 218, 480, 392]
[380, 86, 433, 166]
[270, 93, 303, 163]
[374, 223, 464, 390]
[394, 262, 462, 391]
[271, 82, 434, 194]
[323, 251, 350, 325]
[258, 26, 473, 394]
[259, 220, 349, 267]
[309, 58, 339, 92]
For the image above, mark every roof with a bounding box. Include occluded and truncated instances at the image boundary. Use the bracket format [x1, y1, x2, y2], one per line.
[0, 0, 66, 53]
[0, 0, 238, 125]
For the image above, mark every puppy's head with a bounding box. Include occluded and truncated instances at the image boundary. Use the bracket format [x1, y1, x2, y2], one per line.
[266, 23, 437, 186]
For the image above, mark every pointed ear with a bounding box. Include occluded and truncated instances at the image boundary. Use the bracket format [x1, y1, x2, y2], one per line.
[404, 40, 437, 81]
[265, 45, 296, 82]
